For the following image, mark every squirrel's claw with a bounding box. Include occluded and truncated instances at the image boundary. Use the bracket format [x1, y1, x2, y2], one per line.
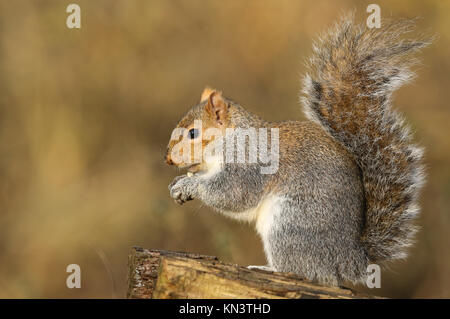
[172, 190, 193, 205]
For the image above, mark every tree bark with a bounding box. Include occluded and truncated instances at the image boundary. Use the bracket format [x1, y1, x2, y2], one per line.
[127, 247, 377, 299]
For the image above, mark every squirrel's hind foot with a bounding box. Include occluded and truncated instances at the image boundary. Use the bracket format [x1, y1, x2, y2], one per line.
[247, 265, 275, 272]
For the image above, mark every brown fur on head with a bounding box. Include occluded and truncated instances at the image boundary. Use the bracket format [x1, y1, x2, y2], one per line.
[165, 87, 231, 173]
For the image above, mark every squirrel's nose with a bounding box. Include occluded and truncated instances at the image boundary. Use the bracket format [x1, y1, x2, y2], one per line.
[165, 154, 174, 166]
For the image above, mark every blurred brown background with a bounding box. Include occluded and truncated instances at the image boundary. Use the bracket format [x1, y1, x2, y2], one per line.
[0, 0, 448, 298]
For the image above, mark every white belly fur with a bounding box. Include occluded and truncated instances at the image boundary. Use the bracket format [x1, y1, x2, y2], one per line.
[222, 195, 283, 266]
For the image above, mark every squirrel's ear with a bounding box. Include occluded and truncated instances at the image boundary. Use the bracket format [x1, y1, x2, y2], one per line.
[200, 87, 216, 102]
[205, 91, 228, 126]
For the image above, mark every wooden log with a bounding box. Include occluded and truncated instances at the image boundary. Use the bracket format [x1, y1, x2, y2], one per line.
[127, 247, 377, 299]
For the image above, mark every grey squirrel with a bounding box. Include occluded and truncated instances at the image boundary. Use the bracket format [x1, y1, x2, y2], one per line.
[165, 15, 429, 286]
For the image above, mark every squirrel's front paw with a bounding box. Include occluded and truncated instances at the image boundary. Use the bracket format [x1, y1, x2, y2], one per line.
[169, 175, 197, 205]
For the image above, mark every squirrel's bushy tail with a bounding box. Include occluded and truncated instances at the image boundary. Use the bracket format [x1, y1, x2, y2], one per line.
[301, 15, 429, 262]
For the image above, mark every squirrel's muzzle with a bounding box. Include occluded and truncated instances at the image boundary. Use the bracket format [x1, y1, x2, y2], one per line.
[165, 151, 174, 166]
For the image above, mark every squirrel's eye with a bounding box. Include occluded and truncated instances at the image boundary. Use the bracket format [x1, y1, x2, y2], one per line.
[188, 128, 199, 139]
